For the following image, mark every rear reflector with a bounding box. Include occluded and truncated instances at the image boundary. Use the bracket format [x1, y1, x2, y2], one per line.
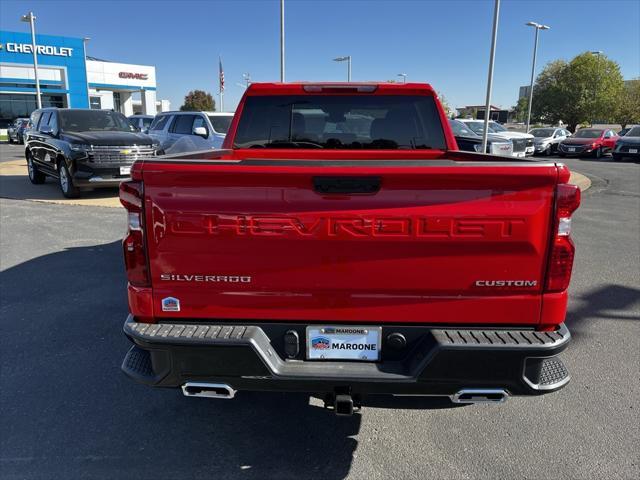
[545, 236, 575, 292]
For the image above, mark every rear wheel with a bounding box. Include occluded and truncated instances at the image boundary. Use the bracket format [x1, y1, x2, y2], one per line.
[594, 147, 602, 159]
[58, 161, 80, 198]
[27, 152, 46, 184]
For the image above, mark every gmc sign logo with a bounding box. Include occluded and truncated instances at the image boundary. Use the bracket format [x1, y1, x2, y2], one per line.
[119, 72, 148, 80]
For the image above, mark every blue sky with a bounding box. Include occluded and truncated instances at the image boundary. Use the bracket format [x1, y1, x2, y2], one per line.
[1, 0, 639, 111]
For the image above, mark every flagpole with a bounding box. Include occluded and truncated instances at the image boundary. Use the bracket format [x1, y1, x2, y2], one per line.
[219, 55, 225, 112]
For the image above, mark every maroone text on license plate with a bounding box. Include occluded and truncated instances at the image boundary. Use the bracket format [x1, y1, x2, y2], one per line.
[307, 326, 381, 361]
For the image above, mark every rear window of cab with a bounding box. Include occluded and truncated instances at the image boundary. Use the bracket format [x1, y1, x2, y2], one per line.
[234, 95, 447, 150]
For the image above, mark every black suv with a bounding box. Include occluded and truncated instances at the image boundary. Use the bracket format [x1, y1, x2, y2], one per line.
[25, 108, 159, 198]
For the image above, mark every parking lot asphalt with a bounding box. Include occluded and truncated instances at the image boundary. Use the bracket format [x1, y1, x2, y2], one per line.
[1, 143, 639, 479]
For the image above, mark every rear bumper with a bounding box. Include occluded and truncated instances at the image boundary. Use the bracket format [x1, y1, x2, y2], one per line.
[121, 315, 571, 397]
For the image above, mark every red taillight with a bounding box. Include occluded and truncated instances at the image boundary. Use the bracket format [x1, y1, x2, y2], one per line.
[545, 183, 581, 293]
[120, 181, 150, 287]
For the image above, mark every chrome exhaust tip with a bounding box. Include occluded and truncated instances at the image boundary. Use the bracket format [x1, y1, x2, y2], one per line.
[181, 382, 236, 399]
[451, 388, 508, 404]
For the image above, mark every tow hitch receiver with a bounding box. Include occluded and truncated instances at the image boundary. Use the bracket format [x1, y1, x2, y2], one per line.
[324, 388, 361, 416]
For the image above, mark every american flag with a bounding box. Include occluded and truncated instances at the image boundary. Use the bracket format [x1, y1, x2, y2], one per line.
[219, 56, 225, 93]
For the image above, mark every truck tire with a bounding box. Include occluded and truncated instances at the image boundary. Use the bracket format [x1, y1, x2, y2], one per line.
[27, 152, 46, 184]
[58, 161, 80, 198]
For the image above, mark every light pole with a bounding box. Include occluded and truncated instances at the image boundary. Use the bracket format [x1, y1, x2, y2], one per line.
[481, 0, 500, 153]
[333, 56, 351, 82]
[397, 73, 407, 83]
[525, 21, 550, 132]
[280, 0, 285, 82]
[242, 73, 251, 88]
[82, 37, 91, 108]
[20, 12, 42, 109]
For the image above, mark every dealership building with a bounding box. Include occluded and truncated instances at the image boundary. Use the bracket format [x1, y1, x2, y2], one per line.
[0, 30, 170, 126]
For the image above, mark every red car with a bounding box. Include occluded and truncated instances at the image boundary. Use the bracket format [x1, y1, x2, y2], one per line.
[119, 82, 580, 414]
[558, 128, 619, 158]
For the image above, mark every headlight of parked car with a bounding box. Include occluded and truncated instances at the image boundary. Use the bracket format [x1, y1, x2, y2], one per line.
[69, 144, 90, 152]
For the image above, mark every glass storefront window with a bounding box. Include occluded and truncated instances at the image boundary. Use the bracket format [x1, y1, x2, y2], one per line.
[0, 93, 67, 125]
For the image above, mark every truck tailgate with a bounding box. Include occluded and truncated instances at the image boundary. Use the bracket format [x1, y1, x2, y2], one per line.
[142, 160, 558, 325]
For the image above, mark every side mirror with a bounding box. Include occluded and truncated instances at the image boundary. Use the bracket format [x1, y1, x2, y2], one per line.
[193, 126, 208, 138]
[40, 125, 53, 135]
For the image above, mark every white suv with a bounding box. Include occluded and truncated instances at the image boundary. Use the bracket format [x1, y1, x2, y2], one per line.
[148, 111, 234, 154]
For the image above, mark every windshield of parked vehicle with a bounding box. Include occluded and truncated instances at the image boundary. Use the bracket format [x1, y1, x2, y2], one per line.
[58, 110, 136, 133]
[625, 127, 640, 137]
[449, 120, 479, 137]
[462, 122, 495, 136]
[530, 128, 555, 137]
[489, 121, 507, 132]
[208, 116, 233, 134]
[573, 129, 603, 138]
[234, 95, 447, 149]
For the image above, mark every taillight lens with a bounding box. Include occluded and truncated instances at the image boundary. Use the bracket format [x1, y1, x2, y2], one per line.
[120, 181, 150, 287]
[545, 183, 580, 292]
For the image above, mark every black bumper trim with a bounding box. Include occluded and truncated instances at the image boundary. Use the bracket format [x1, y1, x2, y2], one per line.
[122, 316, 571, 396]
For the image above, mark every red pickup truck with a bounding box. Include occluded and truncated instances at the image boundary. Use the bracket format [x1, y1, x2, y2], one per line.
[119, 83, 580, 415]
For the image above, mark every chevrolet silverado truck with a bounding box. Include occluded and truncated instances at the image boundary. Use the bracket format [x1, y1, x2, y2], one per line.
[120, 82, 580, 415]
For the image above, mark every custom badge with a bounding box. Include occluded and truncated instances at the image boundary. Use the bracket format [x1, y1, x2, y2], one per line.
[161, 297, 180, 312]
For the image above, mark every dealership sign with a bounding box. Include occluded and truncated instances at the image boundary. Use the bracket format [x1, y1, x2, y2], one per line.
[119, 72, 148, 80]
[2, 42, 73, 57]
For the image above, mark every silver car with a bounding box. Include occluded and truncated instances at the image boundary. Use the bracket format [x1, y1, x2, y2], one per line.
[529, 127, 571, 156]
[148, 111, 234, 154]
[7, 118, 30, 144]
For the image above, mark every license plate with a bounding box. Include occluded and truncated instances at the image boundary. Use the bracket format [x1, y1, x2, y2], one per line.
[568, 147, 576, 152]
[629, 149, 638, 154]
[120, 166, 131, 175]
[306, 326, 381, 361]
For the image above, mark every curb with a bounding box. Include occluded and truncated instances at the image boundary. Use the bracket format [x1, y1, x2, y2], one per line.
[569, 171, 591, 192]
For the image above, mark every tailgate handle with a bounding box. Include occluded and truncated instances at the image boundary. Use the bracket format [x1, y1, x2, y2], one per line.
[313, 176, 381, 194]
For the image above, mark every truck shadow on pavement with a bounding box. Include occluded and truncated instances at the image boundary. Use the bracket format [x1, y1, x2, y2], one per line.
[566, 284, 640, 341]
[1, 240, 360, 479]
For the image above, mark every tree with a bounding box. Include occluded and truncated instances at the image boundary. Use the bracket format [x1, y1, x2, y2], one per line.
[614, 79, 640, 129]
[437, 92, 453, 118]
[532, 53, 624, 132]
[511, 97, 529, 123]
[180, 90, 215, 111]
[456, 107, 477, 119]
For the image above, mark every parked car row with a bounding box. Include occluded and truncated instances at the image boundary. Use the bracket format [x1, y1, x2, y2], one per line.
[529, 126, 638, 161]
[19, 107, 235, 198]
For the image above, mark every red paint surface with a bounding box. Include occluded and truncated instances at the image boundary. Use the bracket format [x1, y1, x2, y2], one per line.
[123, 83, 579, 328]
